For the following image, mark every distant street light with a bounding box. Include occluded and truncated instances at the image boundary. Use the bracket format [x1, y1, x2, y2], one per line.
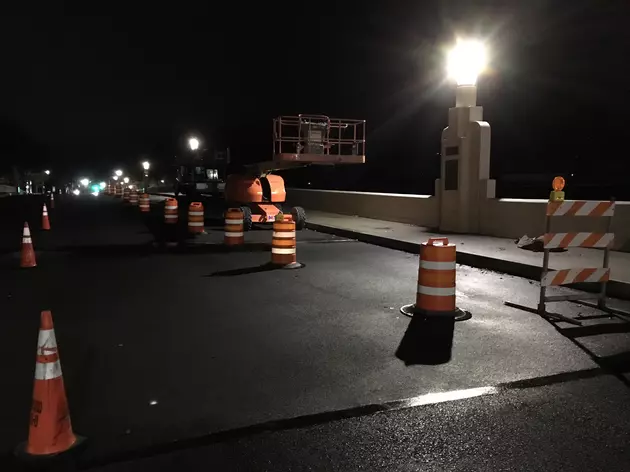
[80, 178, 90, 187]
[44, 170, 51, 175]
[141, 161, 150, 191]
[115, 169, 123, 177]
[112, 175, 119, 181]
[446, 39, 487, 86]
[123, 177, 130, 184]
[188, 137, 200, 151]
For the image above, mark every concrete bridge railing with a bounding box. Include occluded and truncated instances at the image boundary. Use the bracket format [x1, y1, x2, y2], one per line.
[288, 188, 630, 252]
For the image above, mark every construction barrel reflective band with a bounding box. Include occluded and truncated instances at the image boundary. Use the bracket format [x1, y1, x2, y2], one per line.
[224, 208, 244, 245]
[271, 219, 296, 266]
[416, 237, 456, 313]
[164, 198, 178, 224]
[188, 202, 204, 234]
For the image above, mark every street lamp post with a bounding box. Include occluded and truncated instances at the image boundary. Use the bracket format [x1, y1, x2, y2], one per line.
[142, 161, 150, 192]
[438, 39, 495, 233]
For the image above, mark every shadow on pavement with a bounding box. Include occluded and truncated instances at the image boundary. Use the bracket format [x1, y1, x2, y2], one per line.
[558, 322, 630, 338]
[208, 263, 278, 277]
[395, 314, 455, 365]
[180, 242, 270, 255]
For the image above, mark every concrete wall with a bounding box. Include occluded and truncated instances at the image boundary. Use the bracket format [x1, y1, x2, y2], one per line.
[482, 198, 630, 252]
[0, 184, 17, 194]
[289, 188, 630, 252]
[288, 189, 439, 228]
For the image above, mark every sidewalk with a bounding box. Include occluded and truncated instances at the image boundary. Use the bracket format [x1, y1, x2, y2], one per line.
[305, 210, 630, 300]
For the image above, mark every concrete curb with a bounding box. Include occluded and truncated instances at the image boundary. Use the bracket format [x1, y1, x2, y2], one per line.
[306, 222, 630, 301]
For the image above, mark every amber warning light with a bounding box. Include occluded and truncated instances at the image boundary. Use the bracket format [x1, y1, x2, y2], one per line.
[550, 176, 565, 202]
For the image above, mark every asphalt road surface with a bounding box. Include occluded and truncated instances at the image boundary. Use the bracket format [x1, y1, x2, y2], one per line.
[0, 194, 629, 471]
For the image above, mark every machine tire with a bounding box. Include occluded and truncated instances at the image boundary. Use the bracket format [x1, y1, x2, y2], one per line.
[291, 206, 307, 230]
[240, 206, 253, 231]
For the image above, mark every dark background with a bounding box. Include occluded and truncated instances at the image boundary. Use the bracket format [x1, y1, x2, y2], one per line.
[0, 1, 628, 198]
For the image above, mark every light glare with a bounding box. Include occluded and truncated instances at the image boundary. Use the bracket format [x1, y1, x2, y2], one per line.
[447, 39, 487, 86]
[188, 137, 200, 151]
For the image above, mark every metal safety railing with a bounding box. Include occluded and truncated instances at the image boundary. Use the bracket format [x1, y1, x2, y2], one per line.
[273, 114, 366, 158]
[537, 199, 619, 323]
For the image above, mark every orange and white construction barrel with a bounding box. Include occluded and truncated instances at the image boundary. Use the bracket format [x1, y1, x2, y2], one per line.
[122, 187, 130, 202]
[417, 238, 456, 313]
[188, 202, 204, 234]
[224, 208, 244, 245]
[271, 215, 302, 268]
[115, 184, 123, 198]
[401, 237, 468, 320]
[139, 194, 150, 212]
[164, 198, 178, 224]
[129, 188, 138, 206]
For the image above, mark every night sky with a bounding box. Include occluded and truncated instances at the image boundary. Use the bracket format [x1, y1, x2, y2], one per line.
[1, 1, 628, 196]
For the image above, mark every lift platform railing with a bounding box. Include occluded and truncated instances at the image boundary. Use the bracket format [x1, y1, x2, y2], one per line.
[273, 114, 366, 163]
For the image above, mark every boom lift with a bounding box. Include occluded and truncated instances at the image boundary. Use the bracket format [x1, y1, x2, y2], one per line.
[224, 114, 366, 230]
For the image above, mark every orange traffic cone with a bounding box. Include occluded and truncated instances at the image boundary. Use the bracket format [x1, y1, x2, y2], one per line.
[21, 223, 37, 268]
[42, 204, 51, 230]
[18, 311, 81, 457]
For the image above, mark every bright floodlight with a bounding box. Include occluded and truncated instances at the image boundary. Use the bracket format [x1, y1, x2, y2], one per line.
[80, 178, 90, 187]
[188, 137, 200, 151]
[115, 169, 123, 177]
[72, 189, 80, 196]
[142, 161, 150, 170]
[44, 170, 51, 175]
[123, 177, 130, 184]
[99, 181, 106, 189]
[447, 39, 487, 86]
[112, 175, 119, 181]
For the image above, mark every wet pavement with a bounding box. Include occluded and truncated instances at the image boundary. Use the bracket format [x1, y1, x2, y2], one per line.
[0, 194, 628, 470]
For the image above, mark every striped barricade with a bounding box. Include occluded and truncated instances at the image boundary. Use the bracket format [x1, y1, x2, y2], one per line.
[538, 199, 615, 321]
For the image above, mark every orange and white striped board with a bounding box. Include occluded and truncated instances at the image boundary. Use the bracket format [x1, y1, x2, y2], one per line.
[542, 268, 610, 287]
[543, 232, 614, 249]
[547, 200, 614, 217]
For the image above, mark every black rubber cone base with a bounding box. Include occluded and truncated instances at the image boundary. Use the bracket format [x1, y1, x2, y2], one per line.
[400, 304, 471, 322]
[15, 435, 87, 468]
